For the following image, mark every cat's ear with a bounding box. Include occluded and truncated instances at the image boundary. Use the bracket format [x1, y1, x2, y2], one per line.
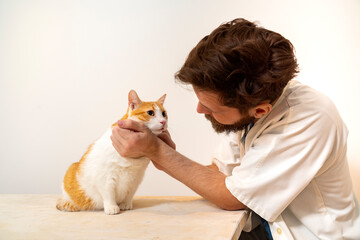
[128, 90, 142, 110]
[157, 94, 166, 105]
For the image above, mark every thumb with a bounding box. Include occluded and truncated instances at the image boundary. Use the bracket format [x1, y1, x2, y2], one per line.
[118, 119, 148, 132]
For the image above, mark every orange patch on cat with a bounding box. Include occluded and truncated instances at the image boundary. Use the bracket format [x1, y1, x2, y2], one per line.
[130, 102, 157, 122]
[57, 144, 95, 211]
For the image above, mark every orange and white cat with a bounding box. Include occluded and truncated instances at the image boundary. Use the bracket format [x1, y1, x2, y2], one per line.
[56, 90, 168, 215]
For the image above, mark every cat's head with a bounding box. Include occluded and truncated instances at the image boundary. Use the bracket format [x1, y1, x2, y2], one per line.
[123, 90, 168, 135]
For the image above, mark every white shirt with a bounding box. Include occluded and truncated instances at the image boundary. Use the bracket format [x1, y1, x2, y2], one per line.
[212, 81, 360, 239]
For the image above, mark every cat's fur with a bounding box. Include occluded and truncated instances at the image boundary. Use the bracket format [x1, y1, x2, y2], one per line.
[56, 90, 168, 215]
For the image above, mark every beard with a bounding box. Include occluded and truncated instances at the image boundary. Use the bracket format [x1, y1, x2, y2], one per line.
[205, 114, 254, 134]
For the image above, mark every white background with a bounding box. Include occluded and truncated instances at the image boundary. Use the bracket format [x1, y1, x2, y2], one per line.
[1, 0, 359, 198]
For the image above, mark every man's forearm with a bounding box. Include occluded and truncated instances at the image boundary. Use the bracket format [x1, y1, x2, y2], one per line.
[148, 139, 245, 211]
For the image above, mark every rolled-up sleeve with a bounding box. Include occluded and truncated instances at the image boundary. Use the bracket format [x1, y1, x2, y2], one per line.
[212, 132, 241, 176]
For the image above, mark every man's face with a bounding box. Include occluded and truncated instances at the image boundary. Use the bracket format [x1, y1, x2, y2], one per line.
[194, 87, 254, 133]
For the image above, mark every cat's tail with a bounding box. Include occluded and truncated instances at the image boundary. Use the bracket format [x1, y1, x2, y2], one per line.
[56, 197, 80, 212]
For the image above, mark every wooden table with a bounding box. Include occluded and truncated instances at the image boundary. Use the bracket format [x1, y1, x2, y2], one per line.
[0, 195, 248, 240]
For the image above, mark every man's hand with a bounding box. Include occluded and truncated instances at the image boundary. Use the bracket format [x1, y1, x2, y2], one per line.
[111, 119, 159, 158]
[157, 130, 176, 150]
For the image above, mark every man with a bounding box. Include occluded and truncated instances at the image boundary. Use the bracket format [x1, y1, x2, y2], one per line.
[111, 18, 360, 239]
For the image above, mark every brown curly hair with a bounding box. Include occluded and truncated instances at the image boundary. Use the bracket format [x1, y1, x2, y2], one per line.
[175, 18, 299, 113]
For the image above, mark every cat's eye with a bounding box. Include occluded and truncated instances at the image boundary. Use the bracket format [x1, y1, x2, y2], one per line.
[147, 110, 155, 116]
[162, 111, 167, 117]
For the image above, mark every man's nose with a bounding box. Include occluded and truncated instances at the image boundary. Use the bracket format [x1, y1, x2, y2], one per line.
[197, 102, 211, 114]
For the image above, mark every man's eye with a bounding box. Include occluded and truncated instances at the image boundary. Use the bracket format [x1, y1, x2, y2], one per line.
[162, 111, 166, 117]
[147, 110, 155, 116]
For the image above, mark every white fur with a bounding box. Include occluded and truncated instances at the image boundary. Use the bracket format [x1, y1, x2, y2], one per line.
[76, 128, 150, 214]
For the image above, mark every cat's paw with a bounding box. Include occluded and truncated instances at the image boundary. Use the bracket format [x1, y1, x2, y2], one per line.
[104, 205, 121, 215]
[119, 201, 133, 211]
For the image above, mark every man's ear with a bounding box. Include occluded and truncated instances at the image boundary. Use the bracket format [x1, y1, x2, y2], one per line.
[128, 90, 142, 110]
[249, 102, 272, 119]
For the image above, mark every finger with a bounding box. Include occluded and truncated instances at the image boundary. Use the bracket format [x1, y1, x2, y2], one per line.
[111, 127, 126, 145]
[111, 133, 124, 155]
[161, 130, 171, 136]
[157, 131, 176, 150]
[157, 132, 170, 142]
[111, 126, 134, 152]
[111, 127, 134, 157]
[111, 125, 128, 142]
[118, 119, 147, 133]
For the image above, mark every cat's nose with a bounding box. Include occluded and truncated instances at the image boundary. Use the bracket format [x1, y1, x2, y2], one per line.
[160, 121, 166, 126]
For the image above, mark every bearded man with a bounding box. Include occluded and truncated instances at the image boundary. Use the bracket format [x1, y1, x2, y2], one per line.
[111, 18, 360, 239]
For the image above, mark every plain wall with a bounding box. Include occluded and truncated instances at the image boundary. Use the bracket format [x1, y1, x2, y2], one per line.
[1, 0, 359, 198]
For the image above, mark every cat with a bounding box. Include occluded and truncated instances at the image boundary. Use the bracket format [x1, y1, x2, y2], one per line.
[56, 90, 168, 215]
